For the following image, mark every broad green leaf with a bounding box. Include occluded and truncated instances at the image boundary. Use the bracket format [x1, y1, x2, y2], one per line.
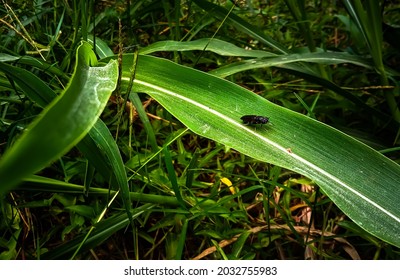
[0, 41, 118, 194]
[112, 54, 400, 247]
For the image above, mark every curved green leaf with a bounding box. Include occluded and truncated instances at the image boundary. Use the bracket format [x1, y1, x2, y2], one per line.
[77, 120, 134, 225]
[1, 44, 132, 226]
[113, 54, 400, 247]
[209, 52, 400, 77]
[0, 41, 118, 194]
[140, 38, 276, 58]
[0, 62, 57, 107]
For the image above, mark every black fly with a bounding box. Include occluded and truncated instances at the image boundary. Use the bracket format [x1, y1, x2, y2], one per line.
[241, 115, 269, 125]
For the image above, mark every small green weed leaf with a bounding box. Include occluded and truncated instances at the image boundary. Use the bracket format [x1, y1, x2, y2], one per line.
[231, 231, 251, 259]
[0, 229, 21, 260]
[115, 54, 400, 247]
[0, 41, 118, 194]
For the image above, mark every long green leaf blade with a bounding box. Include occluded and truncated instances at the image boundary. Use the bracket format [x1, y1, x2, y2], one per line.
[0, 62, 57, 107]
[77, 119, 134, 224]
[140, 38, 276, 58]
[114, 54, 400, 247]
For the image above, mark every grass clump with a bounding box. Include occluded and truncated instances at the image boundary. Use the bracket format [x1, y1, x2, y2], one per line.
[1, 0, 400, 260]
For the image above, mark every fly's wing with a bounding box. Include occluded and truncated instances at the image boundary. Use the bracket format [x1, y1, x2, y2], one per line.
[241, 115, 257, 124]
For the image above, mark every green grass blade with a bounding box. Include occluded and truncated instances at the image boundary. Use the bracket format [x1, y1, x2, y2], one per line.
[343, 0, 400, 122]
[0, 41, 118, 194]
[0, 62, 57, 107]
[192, 0, 289, 54]
[129, 91, 159, 151]
[175, 218, 189, 260]
[209, 52, 399, 77]
[231, 231, 251, 259]
[19, 175, 181, 207]
[163, 146, 187, 209]
[343, 0, 381, 61]
[139, 38, 276, 58]
[343, 0, 386, 79]
[39, 204, 154, 259]
[77, 120, 134, 224]
[116, 54, 400, 247]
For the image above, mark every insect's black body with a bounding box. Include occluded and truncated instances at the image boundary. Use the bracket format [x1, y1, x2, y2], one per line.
[241, 115, 269, 125]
